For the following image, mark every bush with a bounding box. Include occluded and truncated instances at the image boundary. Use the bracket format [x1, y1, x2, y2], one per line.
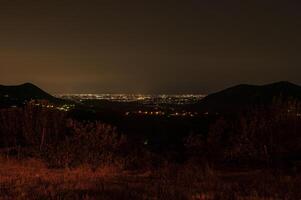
[0, 101, 67, 151]
[206, 99, 301, 164]
[0, 102, 129, 170]
[183, 99, 301, 165]
[43, 120, 127, 169]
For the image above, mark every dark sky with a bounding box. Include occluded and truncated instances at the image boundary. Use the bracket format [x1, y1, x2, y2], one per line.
[1, 0, 301, 94]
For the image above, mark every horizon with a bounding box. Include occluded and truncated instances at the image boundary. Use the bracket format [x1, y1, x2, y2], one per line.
[1, 80, 300, 96]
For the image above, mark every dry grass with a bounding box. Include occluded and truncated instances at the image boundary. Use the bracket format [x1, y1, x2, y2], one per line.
[0, 157, 301, 199]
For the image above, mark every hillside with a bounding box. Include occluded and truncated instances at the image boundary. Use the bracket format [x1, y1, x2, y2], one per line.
[0, 83, 60, 107]
[193, 81, 301, 113]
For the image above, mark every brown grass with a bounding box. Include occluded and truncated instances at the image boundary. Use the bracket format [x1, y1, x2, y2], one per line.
[0, 157, 301, 200]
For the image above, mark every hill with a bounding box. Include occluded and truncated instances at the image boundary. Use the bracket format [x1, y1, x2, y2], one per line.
[0, 83, 60, 107]
[192, 81, 301, 113]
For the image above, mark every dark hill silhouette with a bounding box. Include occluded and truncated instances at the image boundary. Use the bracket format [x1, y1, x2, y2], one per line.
[193, 81, 301, 113]
[0, 83, 60, 107]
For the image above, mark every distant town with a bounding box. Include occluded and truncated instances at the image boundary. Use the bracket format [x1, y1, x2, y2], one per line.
[56, 94, 206, 105]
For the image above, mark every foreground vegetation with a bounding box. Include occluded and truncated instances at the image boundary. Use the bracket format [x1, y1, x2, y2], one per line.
[1, 99, 301, 199]
[1, 157, 301, 200]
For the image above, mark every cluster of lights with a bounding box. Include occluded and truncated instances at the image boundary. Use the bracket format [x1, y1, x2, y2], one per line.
[32, 102, 75, 112]
[125, 110, 166, 116]
[125, 110, 203, 118]
[57, 104, 75, 112]
[170, 111, 199, 117]
[57, 94, 206, 105]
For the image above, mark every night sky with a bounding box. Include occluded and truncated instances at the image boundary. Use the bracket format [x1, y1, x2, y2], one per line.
[1, 0, 301, 94]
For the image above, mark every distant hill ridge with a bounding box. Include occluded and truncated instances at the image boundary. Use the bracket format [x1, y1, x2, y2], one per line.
[2, 81, 301, 111]
[193, 81, 301, 113]
[0, 83, 59, 107]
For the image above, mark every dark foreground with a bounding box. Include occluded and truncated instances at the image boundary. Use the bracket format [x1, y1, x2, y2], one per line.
[1, 90, 301, 199]
[1, 157, 301, 200]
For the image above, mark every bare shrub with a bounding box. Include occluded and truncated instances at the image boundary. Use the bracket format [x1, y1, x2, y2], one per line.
[207, 99, 301, 164]
[0, 101, 67, 152]
[0, 102, 128, 170]
[43, 120, 127, 170]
